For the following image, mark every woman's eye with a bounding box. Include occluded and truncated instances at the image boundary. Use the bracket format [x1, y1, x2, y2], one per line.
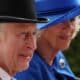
[70, 18, 75, 22]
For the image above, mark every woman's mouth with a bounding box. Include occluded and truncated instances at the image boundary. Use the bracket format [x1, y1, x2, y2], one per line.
[59, 35, 71, 41]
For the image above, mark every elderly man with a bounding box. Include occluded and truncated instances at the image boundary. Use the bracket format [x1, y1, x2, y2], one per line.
[15, 0, 80, 80]
[0, 0, 47, 80]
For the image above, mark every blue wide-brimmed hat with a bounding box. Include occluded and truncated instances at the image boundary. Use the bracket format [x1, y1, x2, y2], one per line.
[35, 0, 80, 29]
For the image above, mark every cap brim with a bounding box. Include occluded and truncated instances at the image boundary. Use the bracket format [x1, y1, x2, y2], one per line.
[37, 6, 80, 29]
[0, 16, 48, 23]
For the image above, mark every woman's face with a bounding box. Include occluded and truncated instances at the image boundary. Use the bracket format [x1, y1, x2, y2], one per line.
[43, 17, 79, 50]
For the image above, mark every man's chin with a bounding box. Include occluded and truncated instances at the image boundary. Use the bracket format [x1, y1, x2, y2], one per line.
[17, 63, 29, 72]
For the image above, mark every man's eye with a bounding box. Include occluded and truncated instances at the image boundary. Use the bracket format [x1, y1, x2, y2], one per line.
[20, 32, 26, 38]
[16, 33, 26, 39]
[33, 32, 37, 36]
[17, 31, 37, 40]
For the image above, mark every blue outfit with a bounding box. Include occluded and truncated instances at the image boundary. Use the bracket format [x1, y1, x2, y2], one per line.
[15, 51, 77, 80]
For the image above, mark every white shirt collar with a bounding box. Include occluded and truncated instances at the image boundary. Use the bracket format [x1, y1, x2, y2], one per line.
[0, 67, 11, 80]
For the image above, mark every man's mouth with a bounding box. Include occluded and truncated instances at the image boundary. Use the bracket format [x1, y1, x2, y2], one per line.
[26, 46, 33, 50]
[18, 53, 32, 62]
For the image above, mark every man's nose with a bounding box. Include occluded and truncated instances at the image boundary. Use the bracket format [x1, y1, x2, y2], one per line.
[24, 33, 35, 41]
[24, 33, 37, 50]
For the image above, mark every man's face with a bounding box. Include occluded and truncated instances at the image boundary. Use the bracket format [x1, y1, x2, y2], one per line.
[43, 17, 79, 50]
[0, 23, 37, 75]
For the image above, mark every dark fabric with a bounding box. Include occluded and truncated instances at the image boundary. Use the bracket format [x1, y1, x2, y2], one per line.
[0, 0, 47, 22]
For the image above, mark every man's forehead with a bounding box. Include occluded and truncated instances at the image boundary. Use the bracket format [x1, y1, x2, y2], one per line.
[0, 23, 37, 32]
[13, 23, 37, 30]
[0, 23, 36, 29]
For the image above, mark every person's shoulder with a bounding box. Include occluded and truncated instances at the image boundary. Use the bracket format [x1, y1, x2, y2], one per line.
[53, 51, 66, 64]
[31, 51, 43, 65]
[52, 51, 77, 79]
[23, 51, 43, 74]
[15, 70, 35, 80]
[56, 51, 65, 58]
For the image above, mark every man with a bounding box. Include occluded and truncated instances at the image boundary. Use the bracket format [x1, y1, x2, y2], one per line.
[0, 0, 47, 80]
[15, 0, 80, 80]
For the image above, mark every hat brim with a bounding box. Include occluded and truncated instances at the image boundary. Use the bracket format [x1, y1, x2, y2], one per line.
[37, 6, 80, 29]
[0, 16, 48, 23]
